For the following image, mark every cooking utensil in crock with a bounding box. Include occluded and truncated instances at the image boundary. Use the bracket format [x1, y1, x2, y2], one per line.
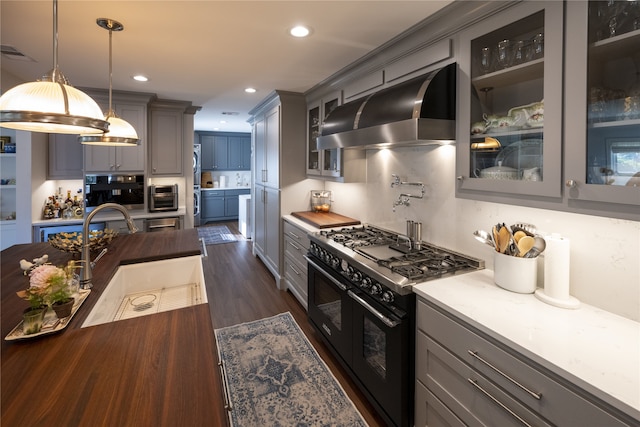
[473, 230, 495, 248]
[523, 236, 547, 258]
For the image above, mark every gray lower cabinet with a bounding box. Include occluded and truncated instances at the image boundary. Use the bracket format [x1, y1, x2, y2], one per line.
[282, 219, 309, 310]
[416, 298, 634, 427]
[201, 189, 249, 223]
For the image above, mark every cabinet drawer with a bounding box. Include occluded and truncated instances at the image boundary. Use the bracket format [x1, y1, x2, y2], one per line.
[419, 330, 550, 427]
[418, 300, 631, 427]
[224, 189, 250, 196]
[202, 190, 224, 197]
[284, 256, 308, 309]
[283, 221, 310, 249]
[284, 234, 307, 268]
[415, 379, 466, 427]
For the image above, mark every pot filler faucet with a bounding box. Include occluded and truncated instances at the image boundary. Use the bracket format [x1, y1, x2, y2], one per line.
[80, 203, 138, 289]
[391, 173, 425, 211]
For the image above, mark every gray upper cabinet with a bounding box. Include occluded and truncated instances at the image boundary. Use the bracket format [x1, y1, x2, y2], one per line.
[48, 134, 83, 179]
[80, 89, 152, 173]
[198, 132, 251, 171]
[149, 99, 198, 176]
[84, 102, 147, 172]
[456, 1, 564, 200]
[564, 1, 640, 214]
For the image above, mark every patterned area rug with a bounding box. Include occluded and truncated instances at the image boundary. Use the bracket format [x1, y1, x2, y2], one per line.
[215, 312, 368, 427]
[197, 224, 238, 245]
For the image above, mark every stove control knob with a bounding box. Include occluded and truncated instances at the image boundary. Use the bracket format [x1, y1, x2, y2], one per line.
[341, 259, 349, 272]
[346, 265, 355, 276]
[330, 257, 340, 269]
[370, 283, 382, 295]
[352, 271, 362, 283]
[360, 277, 372, 290]
[382, 291, 395, 303]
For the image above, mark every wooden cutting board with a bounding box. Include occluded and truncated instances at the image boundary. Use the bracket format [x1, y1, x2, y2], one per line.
[291, 211, 361, 229]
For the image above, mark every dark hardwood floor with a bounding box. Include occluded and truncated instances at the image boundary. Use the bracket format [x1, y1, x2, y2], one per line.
[199, 221, 388, 426]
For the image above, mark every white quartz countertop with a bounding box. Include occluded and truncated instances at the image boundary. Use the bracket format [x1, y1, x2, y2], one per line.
[32, 207, 187, 226]
[413, 270, 640, 420]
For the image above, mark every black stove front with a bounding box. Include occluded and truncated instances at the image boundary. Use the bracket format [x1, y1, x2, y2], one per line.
[307, 224, 483, 427]
[307, 255, 415, 427]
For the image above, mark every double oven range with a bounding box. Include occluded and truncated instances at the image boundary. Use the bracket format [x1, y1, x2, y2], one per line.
[306, 224, 483, 427]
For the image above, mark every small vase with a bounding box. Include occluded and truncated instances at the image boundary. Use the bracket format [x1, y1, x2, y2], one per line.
[22, 307, 47, 335]
[52, 298, 75, 319]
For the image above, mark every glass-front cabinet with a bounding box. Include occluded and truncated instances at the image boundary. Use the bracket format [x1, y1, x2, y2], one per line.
[565, 1, 640, 211]
[456, 1, 564, 198]
[307, 92, 342, 178]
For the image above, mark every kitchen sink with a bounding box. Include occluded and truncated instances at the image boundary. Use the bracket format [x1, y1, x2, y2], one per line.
[82, 255, 207, 328]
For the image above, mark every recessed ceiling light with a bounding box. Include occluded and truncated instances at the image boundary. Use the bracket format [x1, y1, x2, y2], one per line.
[133, 75, 148, 82]
[245, 87, 256, 93]
[289, 25, 311, 38]
[220, 120, 227, 124]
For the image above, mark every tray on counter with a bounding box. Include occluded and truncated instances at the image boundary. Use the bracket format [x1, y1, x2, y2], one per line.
[5, 289, 91, 341]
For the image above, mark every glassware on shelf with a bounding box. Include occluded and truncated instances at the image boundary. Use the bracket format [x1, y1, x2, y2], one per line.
[530, 33, 544, 60]
[496, 39, 513, 69]
[480, 46, 493, 73]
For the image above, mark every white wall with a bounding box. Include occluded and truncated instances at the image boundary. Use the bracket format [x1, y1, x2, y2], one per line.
[326, 145, 640, 322]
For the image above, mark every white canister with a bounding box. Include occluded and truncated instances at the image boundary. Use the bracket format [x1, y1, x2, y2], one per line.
[219, 175, 227, 188]
[493, 251, 538, 293]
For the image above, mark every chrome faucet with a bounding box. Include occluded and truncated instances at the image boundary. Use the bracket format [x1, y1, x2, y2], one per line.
[80, 203, 138, 289]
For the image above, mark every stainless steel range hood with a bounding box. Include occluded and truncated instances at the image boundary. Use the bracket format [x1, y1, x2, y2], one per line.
[317, 62, 456, 150]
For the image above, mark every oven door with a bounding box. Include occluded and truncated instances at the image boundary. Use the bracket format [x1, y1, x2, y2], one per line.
[349, 289, 412, 427]
[306, 256, 353, 363]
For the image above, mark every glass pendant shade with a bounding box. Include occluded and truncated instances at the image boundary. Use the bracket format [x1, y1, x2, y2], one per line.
[0, 80, 108, 134]
[0, 1, 108, 135]
[79, 111, 139, 145]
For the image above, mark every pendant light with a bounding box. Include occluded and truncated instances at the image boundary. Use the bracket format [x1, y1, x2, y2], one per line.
[0, 0, 108, 135]
[79, 18, 139, 146]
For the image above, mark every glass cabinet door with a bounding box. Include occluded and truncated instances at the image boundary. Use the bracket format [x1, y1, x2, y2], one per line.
[306, 101, 321, 175]
[456, 1, 563, 199]
[320, 96, 342, 178]
[306, 92, 342, 178]
[565, 1, 640, 211]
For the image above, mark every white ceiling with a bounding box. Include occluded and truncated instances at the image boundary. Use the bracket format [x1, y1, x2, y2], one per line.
[1, 1, 451, 133]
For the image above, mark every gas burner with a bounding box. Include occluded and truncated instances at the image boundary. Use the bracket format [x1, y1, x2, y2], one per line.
[310, 223, 485, 293]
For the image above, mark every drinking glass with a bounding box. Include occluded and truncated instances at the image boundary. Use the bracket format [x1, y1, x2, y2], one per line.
[480, 47, 492, 74]
[513, 40, 527, 65]
[531, 33, 544, 60]
[496, 39, 512, 69]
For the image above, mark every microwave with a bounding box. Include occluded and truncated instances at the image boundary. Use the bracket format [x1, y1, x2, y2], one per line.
[149, 184, 179, 212]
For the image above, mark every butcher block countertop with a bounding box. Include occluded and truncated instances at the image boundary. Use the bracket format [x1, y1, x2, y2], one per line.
[1, 230, 220, 426]
[291, 211, 360, 229]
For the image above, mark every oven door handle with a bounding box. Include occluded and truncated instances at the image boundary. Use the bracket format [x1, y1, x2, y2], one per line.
[305, 256, 348, 291]
[347, 290, 400, 328]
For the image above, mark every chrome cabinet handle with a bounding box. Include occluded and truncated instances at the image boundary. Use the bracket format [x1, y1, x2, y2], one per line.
[347, 290, 400, 328]
[468, 350, 542, 400]
[305, 256, 347, 291]
[288, 241, 301, 251]
[288, 231, 301, 240]
[565, 179, 577, 188]
[199, 237, 208, 258]
[468, 378, 533, 427]
[289, 264, 301, 276]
